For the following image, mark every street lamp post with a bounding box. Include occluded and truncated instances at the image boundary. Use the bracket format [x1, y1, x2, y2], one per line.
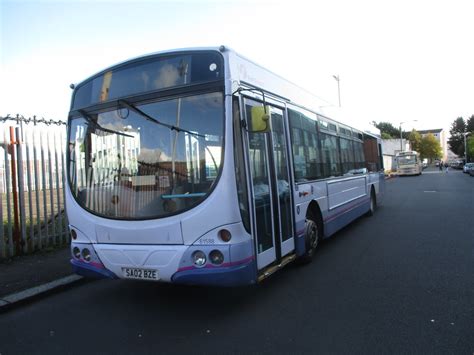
[333, 75, 341, 107]
[399, 120, 418, 152]
[399, 123, 403, 152]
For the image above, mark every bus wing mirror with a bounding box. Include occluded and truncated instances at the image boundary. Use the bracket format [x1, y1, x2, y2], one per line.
[250, 106, 271, 132]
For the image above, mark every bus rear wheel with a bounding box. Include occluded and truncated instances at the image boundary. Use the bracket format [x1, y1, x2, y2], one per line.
[298, 217, 320, 264]
[366, 190, 376, 216]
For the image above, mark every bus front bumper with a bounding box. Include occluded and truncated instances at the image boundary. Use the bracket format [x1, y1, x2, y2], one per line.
[70, 241, 257, 287]
[71, 259, 118, 279]
[171, 258, 257, 287]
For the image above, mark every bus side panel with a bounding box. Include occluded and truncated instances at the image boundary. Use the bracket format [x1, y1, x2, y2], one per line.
[322, 176, 369, 237]
[326, 177, 367, 210]
[322, 195, 370, 237]
[365, 172, 384, 204]
[375, 172, 385, 204]
[293, 173, 383, 254]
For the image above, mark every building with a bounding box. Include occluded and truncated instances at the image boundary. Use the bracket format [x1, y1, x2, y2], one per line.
[418, 129, 447, 161]
[446, 149, 459, 163]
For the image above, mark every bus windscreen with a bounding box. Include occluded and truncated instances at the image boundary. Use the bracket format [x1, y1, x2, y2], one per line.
[398, 156, 416, 165]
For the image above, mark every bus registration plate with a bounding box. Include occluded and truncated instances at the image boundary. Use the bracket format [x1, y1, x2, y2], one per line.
[122, 267, 159, 281]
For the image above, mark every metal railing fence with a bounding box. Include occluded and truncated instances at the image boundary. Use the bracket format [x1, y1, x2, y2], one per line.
[0, 115, 69, 259]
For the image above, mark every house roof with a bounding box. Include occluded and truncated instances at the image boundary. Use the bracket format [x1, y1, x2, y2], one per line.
[418, 129, 443, 134]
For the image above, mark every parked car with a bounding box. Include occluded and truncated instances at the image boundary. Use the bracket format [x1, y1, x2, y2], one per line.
[470, 168, 474, 177]
[451, 160, 464, 169]
[463, 163, 474, 173]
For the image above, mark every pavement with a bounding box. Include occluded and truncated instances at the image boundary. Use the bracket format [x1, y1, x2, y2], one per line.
[0, 246, 84, 311]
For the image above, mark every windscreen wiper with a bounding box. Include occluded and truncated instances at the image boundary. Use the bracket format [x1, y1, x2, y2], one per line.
[118, 99, 218, 175]
[78, 109, 134, 138]
[118, 99, 205, 138]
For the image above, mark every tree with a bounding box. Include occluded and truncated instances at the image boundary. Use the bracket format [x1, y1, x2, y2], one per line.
[463, 115, 474, 162]
[419, 133, 442, 161]
[448, 117, 466, 157]
[373, 121, 401, 139]
[408, 129, 422, 152]
[467, 115, 474, 133]
[467, 136, 474, 163]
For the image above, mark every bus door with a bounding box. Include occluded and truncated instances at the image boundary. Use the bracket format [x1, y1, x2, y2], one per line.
[243, 99, 294, 270]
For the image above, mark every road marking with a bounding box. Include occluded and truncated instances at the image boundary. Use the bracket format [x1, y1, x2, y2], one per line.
[424, 191, 437, 193]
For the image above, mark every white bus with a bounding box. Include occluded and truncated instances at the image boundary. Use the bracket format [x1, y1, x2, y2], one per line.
[67, 46, 385, 286]
[396, 151, 422, 176]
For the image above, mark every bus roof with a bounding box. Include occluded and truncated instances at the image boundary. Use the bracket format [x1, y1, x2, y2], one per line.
[71, 46, 376, 136]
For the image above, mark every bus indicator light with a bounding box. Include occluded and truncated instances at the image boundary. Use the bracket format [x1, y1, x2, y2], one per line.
[218, 229, 232, 243]
[70, 229, 77, 240]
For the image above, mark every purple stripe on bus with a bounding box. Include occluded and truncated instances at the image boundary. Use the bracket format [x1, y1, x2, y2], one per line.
[89, 261, 105, 269]
[177, 255, 255, 272]
[75, 258, 105, 269]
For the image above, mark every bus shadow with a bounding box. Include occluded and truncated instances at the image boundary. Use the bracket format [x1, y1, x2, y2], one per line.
[81, 213, 378, 324]
[317, 212, 374, 251]
[94, 269, 279, 306]
[84, 256, 313, 323]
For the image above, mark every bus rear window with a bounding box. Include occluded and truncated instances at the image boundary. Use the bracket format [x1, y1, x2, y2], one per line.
[72, 51, 224, 110]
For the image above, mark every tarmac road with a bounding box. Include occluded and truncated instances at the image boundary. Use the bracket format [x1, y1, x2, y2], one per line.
[0, 168, 473, 354]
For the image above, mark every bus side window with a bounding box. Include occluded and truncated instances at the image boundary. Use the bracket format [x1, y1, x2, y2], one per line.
[288, 108, 322, 181]
[320, 132, 341, 177]
[339, 137, 355, 174]
[353, 141, 365, 169]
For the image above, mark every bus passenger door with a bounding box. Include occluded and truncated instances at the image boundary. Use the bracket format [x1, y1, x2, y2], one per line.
[244, 99, 294, 270]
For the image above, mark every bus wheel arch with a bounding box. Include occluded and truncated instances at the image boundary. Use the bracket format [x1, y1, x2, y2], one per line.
[298, 201, 323, 264]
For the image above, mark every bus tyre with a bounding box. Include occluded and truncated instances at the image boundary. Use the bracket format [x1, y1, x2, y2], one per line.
[298, 218, 320, 264]
[366, 190, 376, 217]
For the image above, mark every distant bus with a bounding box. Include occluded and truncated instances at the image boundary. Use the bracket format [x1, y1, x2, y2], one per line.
[396, 151, 422, 176]
[66, 46, 385, 286]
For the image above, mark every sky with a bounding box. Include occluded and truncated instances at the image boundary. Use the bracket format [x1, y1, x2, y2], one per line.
[1, 0, 474, 134]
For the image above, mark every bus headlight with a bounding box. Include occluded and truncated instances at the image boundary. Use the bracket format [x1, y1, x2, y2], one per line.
[209, 250, 224, 265]
[72, 247, 81, 259]
[192, 251, 206, 267]
[82, 248, 92, 262]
